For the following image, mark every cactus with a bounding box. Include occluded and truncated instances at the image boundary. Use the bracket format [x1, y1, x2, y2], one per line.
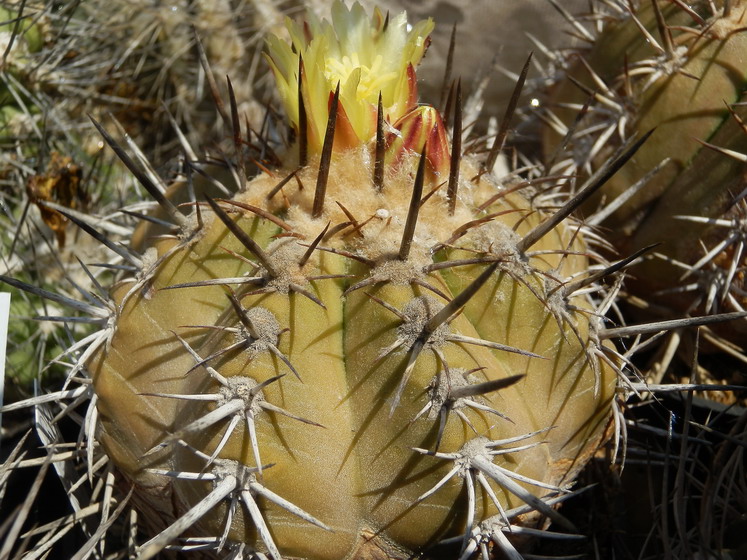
[0, 2, 631, 558]
[92, 4, 621, 557]
[0, 5, 44, 133]
[526, 2, 747, 556]
[539, 0, 747, 345]
[3, 1, 747, 559]
[60, 0, 277, 157]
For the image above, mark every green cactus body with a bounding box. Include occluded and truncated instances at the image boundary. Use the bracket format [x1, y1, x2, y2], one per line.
[91, 139, 615, 558]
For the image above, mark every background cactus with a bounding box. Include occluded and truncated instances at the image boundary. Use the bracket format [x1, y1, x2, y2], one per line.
[539, 0, 747, 349]
[533, 3, 747, 555]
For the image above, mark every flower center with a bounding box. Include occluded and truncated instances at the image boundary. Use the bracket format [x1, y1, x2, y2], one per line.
[324, 52, 398, 101]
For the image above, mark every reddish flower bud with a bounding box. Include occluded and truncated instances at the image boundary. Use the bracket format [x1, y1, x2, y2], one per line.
[386, 105, 451, 180]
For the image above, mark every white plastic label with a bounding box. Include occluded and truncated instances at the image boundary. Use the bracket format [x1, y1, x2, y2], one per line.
[0, 292, 9, 432]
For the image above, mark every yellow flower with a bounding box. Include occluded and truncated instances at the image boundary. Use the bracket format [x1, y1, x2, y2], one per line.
[265, 1, 434, 154]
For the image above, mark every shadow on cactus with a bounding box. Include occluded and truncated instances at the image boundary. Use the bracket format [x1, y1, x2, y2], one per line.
[0, 2, 655, 559]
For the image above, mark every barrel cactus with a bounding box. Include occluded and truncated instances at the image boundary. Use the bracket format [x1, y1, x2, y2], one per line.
[2, 2, 623, 558]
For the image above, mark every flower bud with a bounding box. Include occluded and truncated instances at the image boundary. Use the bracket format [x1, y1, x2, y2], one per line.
[386, 104, 451, 180]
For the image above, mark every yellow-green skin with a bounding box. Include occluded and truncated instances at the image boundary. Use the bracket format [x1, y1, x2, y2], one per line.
[92, 151, 615, 559]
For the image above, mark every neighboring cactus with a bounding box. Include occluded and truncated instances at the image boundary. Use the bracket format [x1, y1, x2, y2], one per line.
[0, 5, 44, 133]
[60, 0, 274, 156]
[539, 0, 747, 344]
[0, 2, 627, 558]
[0, 0, 290, 171]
